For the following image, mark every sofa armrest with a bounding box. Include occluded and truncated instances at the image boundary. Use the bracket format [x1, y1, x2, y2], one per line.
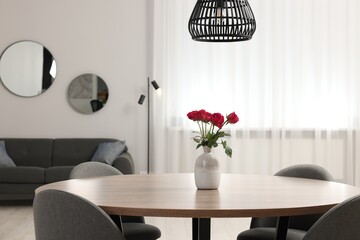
[112, 152, 134, 174]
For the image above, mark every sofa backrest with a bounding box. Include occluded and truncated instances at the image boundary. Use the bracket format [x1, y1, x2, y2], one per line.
[1, 139, 53, 168]
[52, 138, 125, 166]
[0, 138, 127, 168]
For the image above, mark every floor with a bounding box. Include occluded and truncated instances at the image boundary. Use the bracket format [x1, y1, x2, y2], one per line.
[0, 200, 251, 240]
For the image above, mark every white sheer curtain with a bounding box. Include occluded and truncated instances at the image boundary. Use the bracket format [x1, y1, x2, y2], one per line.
[151, 0, 360, 185]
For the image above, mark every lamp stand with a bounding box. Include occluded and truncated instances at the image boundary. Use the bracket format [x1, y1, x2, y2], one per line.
[147, 77, 150, 174]
[138, 77, 160, 174]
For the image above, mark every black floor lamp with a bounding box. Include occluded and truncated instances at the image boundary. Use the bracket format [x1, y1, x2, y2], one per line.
[138, 77, 160, 174]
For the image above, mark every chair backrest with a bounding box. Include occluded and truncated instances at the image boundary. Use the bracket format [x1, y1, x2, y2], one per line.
[274, 164, 333, 181]
[33, 189, 125, 240]
[69, 161, 122, 179]
[251, 164, 333, 230]
[70, 161, 147, 225]
[302, 194, 360, 240]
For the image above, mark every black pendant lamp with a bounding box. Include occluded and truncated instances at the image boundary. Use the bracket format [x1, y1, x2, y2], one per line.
[188, 0, 256, 42]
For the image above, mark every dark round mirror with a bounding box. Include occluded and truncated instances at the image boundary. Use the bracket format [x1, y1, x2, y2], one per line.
[0, 41, 56, 97]
[68, 73, 109, 114]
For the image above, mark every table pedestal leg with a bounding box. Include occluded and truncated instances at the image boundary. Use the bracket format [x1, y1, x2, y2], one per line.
[109, 214, 124, 233]
[275, 216, 289, 240]
[193, 218, 211, 240]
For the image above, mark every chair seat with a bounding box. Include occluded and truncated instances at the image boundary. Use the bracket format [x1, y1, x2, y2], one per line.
[237, 227, 306, 240]
[123, 223, 161, 240]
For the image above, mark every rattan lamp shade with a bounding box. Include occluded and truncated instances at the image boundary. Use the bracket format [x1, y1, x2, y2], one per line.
[188, 0, 256, 42]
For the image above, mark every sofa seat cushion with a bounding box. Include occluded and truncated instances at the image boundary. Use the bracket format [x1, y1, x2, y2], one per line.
[45, 166, 74, 183]
[0, 183, 42, 196]
[0, 167, 44, 183]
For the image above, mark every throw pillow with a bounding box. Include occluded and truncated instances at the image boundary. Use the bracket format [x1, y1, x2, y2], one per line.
[0, 141, 16, 167]
[91, 141, 126, 165]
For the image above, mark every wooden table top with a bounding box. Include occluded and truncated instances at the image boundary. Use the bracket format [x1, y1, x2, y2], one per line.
[35, 173, 360, 218]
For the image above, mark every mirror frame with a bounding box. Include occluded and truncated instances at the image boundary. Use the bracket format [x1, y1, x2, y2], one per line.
[0, 40, 57, 97]
[67, 73, 109, 114]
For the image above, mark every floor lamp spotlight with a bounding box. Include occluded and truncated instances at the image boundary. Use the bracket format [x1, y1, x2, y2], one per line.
[138, 77, 160, 174]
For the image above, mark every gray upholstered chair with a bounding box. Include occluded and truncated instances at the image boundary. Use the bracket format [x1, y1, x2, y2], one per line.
[302, 194, 360, 240]
[69, 162, 161, 240]
[69, 161, 123, 178]
[33, 189, 125, 240]
[237, 164, 333, 240]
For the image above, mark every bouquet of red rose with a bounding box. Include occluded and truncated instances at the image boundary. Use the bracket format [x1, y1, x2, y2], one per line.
[187, 109, 239, 158]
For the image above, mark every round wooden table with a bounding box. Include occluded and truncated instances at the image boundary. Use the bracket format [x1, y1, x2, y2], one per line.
[36, 173, 360, 240]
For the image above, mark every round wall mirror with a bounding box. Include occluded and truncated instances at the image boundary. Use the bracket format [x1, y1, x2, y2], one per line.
[0, 41, 57, 97]
[68, 73, 109, 114]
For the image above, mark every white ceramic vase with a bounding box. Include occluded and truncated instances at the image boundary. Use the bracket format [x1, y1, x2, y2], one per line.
[194, 146, 220, 190]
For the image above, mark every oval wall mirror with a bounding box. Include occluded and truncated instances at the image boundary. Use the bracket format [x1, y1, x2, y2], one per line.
[0, 41, 57, 97]
[68, 73, 109, 114]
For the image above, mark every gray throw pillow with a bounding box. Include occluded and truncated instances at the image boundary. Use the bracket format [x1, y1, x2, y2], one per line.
[0, 141, 16, 167]
[91, 141, 126, 165]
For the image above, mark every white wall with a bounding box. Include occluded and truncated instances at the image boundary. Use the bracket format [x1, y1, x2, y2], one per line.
[0, 0, 153, 173]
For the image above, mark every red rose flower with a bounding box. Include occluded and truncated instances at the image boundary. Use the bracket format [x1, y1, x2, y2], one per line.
[187, 110, 198, 121]
[210, 113, 224, 128]
[198, 109, 212, 122]
[187, 109, 211, 122]
[227, 112, 239, 124]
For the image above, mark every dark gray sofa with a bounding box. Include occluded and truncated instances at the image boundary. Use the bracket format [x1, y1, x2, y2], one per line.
[0, 138, 134, 200]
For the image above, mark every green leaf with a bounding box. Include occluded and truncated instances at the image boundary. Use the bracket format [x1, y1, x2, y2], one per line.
[221, 140, 232, 158]
[196, 143, 202, 149]
[225, 147, 232, 158]
[221, 140, 227, 148]
[216, 132, 226, 138]
[207, 136, 220, 147]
